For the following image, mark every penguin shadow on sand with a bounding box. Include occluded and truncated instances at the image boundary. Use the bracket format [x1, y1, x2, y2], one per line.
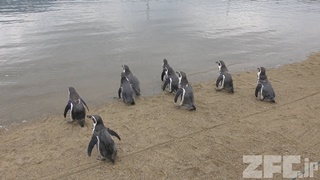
[117, 65, 141, 105]
[63, 87, 90, 128]
[87, 115, 121, 164]
[215, 60, 234, 94]
[255, 67, 276, 103]
[161, 58, 179, 94]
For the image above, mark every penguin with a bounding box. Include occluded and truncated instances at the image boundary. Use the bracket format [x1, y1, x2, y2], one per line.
[67, 87, 89, 111]
[122, 65, 141, 96]
[63, 87, 89, 127]
[118, 72, 135, 105]
[87, 115, 121, 163]
[215, 60, 234, 93]
[162, 66, 179, 93]
[255, 67, 276, 102]
[161, 58, 170, 81]
[174, 71, 196, 111]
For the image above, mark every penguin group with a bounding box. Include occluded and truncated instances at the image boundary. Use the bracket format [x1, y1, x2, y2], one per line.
[62, 58, 276, 164]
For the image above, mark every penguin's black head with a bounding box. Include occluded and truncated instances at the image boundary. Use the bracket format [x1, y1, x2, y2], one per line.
[120, 72, 129, 83]
[122, 65, 131, 74]
[71, 99, 81, 104]
[68, 86, 81, 100]
[257, 67, 267, 80]
[164, 67, 169, 75]
[163, 59, 168, 66]
[216, 60, 227, 72]
[87, 115, 104, 126]
[176, 71, 182, 78]
[68, 87, 76, 94]
[176, 71, 188, 88]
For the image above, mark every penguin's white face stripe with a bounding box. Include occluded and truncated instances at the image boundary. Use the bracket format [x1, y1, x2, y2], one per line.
[164, 67, 168, 76]
[180, 88, 186, 106]
[70, 103, 73, 120]
[257, 68, 261, 80]
[176, 71, 182, 78]
[92, 116, 97, 134]
[92, 116, 97, 124]
[176, 72, 182, 87]
[217, 62, 222, 72]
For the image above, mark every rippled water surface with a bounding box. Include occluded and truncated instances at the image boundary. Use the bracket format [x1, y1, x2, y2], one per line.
[1, 0, 320, 126]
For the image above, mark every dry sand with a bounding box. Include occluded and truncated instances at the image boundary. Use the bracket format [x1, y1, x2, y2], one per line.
[1, 53, 320, 179]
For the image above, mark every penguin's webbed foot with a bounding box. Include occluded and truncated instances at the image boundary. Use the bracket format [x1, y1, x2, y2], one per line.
[187, 105, 196, 111]
[227, 88, 234, 93]
[174, 103, 182, 108]
[215, 87, 223, 91]
[256, 98, 264, 101]
[66, 119, 74, 123]
[97, 156, 106, 161]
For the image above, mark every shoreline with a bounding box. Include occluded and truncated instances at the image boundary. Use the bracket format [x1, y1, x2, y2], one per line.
[1, 52, 320, 179]
[0, 52, 311, 129]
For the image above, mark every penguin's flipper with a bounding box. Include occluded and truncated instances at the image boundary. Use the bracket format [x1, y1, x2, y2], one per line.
[161, 69, 165, 81]
[255, 84, 262, 97]
[80, 98, 89, 111]
[118, 87, 122, 99]
[107, 128, 121, 140]
[174, 88, 183, 103]
[132, 84, 141, 96]
[188, 95, 196, 111]
[163, 78, 170, 91]
[63, 101, 71, 118]
[216, 74, 223, 88]
[87, 136, 98, 157]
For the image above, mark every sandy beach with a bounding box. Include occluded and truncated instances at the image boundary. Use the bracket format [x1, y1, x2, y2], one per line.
[1, 52, 320, 179]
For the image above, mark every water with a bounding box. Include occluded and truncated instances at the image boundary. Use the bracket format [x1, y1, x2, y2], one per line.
[0, 0, 320, 126]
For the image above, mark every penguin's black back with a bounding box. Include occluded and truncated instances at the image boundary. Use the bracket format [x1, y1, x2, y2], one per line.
[71, 100, 86, 120]
[98, 128, 116, 162]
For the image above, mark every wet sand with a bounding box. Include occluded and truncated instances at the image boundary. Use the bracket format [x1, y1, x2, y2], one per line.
[1, 52, 320, 179]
